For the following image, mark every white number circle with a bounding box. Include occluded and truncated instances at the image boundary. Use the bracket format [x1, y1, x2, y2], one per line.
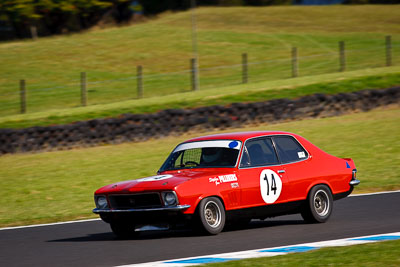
[259, 169, 282, 204]
[137, 174, 172, 182]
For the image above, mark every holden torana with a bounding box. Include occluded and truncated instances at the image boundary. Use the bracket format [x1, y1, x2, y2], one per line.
[93, 131, 359, 237]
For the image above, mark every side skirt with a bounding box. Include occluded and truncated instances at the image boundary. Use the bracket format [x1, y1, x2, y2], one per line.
[226, 188, 354, 222]
[226, 201, 304, 221]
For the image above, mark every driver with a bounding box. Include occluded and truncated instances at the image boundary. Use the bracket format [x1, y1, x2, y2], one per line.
[201, 147, 222, 166]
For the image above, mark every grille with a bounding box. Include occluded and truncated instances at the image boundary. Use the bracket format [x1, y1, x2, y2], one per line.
[109, 193, 162, 209]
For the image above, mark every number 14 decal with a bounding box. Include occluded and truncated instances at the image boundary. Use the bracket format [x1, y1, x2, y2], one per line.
[260, 169, 282, 204]
[264, 173, 278, 195]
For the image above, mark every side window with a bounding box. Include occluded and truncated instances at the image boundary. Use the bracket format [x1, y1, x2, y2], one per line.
[240, 147, 250, 167]
[240, 138, 279, 167]
[273, 136, 308, 164]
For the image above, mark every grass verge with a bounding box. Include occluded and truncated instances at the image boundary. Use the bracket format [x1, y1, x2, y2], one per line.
[0, 66, 400, 129]
[207, 239, 400, 266]
[0, 107, 399, 227]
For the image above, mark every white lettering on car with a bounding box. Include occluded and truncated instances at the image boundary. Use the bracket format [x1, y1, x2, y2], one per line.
[209, 177, 220, 185]
[209, 174, 238, 186]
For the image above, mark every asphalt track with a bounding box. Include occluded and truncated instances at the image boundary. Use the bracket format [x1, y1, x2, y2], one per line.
[1, 192, 400, 267]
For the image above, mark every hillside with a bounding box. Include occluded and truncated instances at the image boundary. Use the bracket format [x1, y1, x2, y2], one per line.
[0, 5, 399, 119]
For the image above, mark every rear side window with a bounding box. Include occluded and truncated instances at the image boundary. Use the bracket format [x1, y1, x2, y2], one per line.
[273, 136, 308, 164]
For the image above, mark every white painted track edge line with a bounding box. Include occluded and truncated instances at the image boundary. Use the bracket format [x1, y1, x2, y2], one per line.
[0, 218, 100, 231]
[116, 231, 400, 267]
[1, 189, 400, 231]
[350, 189, 400, 197]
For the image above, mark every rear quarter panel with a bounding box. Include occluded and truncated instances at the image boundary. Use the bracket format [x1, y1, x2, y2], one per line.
[285, 136, 353, 202]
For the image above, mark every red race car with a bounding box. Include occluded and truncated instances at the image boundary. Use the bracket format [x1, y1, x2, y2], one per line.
[93, 131, 359, 237]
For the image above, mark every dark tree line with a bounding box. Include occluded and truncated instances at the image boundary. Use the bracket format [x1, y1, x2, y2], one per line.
[0, 0, 121, 39]
[0, 0, 398, 40]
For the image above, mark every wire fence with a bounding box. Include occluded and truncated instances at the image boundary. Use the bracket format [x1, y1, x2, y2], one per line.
[0, 36, 398, 117]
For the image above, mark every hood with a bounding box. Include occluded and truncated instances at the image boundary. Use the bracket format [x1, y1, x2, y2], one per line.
[95, 168, 236, 194]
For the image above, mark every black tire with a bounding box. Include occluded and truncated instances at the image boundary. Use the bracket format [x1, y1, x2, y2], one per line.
[197, 197, 226, 235]
[110, 221, 137, 239]
[301, 184, 333, 223]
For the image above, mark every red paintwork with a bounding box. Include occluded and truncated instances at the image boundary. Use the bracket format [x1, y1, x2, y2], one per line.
[94, 131, 355, 215]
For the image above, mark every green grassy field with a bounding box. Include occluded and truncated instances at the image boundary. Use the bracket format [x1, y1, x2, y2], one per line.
[0, 5, 399, 117]
[1, 66, 400, 129]
[0, 107, 399, 227]
[207, 239, 400, 266]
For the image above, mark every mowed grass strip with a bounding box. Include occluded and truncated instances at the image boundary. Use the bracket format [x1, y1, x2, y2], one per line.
[0, 107, 399, 227]
[206, 239, 400, 266]
[1, 66, 400, 129]
[0, 5, 399, 116]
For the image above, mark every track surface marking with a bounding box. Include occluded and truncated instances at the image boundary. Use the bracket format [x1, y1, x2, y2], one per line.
[1, 192, 399, 267]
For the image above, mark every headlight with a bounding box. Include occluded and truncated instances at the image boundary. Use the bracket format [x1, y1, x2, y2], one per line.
[96, 196, 108, 209]
[162, 192, 177, 206]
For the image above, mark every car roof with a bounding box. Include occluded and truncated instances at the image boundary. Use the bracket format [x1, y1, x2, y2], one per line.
[184, 131, 296, 143]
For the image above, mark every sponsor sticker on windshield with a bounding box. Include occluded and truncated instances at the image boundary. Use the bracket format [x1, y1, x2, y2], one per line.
[174, 140, 241, 153]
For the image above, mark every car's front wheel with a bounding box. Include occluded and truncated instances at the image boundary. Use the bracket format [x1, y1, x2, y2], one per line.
[301, 184, 333, 223]
[110, 221, 137, 239]
[198, 197, 226, 235]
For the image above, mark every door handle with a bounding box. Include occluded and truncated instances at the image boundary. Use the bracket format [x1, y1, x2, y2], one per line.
[277, 170, 285, 174]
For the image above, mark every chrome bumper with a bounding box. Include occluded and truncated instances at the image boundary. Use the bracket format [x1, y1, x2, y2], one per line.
[350, 168, 360, 186]
[93, 204, 191, 214]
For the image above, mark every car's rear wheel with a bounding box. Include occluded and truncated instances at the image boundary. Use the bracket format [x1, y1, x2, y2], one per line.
[110, 221, 137, 239]
[198, 197, 226, 235]
[301, 184, 333, 223]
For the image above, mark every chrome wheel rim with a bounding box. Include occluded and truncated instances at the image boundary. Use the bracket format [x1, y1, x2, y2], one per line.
[314, 190, 329, 217]
[204, 201, 221, 228]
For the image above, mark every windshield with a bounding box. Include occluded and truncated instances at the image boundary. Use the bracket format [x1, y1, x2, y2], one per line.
[159, 140, 242, 171]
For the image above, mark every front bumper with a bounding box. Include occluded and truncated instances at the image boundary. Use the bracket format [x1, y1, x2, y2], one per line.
[93, 204, 191, 214]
